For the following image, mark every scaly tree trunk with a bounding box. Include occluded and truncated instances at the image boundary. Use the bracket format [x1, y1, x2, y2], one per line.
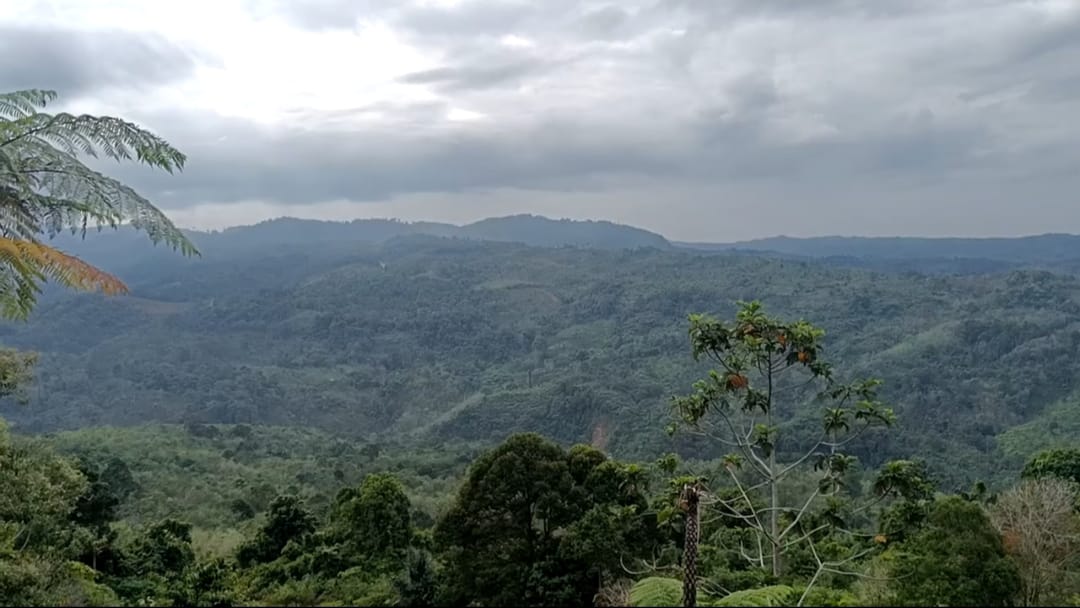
[682, 484, 701, 607]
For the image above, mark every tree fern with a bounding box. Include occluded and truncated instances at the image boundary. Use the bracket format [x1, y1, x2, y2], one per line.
[629, 577, 684, 607]
[0, 89, 195, 318]
[707, 585, 795, 607]
[629, 577, 793, 608]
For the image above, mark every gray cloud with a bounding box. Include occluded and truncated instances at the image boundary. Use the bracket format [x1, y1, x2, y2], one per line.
[101, 96, 998, 213]
[398, 58, 555, 92]
[0, 25, 206, 97]
[16, 0, 1080, 238]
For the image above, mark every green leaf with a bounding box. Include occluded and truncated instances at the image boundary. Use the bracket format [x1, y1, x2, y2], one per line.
[707, 585, 795, 607]
[629, 577, 683, 607]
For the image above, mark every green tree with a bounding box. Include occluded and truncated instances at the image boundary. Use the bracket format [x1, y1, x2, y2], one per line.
[68, 457, 130, 575]
[435, 433, 658, 607]
[236, 495, 316, 567]
[327, 473, 411, 566]
[0, 420, 120, 606]
[393, 548, 438, 607]
[70, 459, 121, 531]
[0, 348, 36, 403]
[170, 557, 238, 607]
[887, 496, 1021, 606]
[0, 89, 196, 318]
[670, 301, 895, 579]
[874, 459, 938, 544]
[1024, 449, 1080, 485]
[126, 519, 196, 577]
[0, 420, 86, 552]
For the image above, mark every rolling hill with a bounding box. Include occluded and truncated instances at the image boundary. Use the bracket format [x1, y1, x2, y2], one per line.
[3, 217, 1080, 490]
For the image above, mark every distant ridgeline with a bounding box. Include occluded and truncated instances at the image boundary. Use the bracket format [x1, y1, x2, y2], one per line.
[4, 215, 1080, 489]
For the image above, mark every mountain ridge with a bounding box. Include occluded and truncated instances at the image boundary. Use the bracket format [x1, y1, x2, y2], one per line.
[49, 215, 1080, 282]
[56, 214, 1080, 266]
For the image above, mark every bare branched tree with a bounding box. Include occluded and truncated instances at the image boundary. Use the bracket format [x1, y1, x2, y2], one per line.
[991, 478, 1080, 606]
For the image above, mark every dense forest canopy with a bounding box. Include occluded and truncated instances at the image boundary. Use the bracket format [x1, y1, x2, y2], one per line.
[3, 219, 1080, 491]
[1, 219, 1079, 605]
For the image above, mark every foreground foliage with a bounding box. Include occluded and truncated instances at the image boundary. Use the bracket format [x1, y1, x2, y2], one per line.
[0, 89, 194, 318]
[4, 418, 1079, 606]
[2, 304, 1078, 606]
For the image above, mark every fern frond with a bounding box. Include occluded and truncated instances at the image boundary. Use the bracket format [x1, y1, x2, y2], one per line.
[4, 112, 186, 172]
[0, 186, 43, 240]
[0, 237, 127, 319]
[707, 585, 795, 607]
[0, 90, 56, 120]
[0, 94, 198, 255]
[0, 89, 192, 317]
[629, 577, 683, 607]
[12, 143, 195, 252]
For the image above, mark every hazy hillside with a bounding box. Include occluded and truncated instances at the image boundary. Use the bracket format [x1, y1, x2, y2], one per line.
[459, 215, 671, 249]
[679, 233, 1080, 265]
[5, 224, 1080, 489]
[42, 215, 671, 290]
[56, 217, 1080, 280]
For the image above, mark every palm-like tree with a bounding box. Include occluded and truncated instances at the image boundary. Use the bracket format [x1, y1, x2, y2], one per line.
[0, 89, 196, 319]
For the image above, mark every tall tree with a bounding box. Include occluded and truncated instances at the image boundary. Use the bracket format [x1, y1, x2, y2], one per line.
[0, 420, 119, 605]
[0, 89, 196, 319]
[670, 301, 895, 579]
[1023, 449, 1080, 485]
[435, 433, 659, 607]
[326, 473, 411, 566]
[886, 496, 1021, 606]
[236, 495, 317, 567]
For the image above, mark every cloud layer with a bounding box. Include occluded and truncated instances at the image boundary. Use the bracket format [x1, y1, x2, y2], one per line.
[2, 0, 1079, 240]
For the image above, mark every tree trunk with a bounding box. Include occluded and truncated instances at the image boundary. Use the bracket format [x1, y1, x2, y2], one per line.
[682, 484, 701, 608]
[770, 459, 780, 577]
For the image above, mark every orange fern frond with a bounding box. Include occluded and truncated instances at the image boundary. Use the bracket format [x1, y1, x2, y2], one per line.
[0, 236, 127, 295]
[36, 242, 128, 295]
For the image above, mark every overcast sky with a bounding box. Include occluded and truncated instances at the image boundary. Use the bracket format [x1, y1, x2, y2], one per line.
[3, 0, 1079, 241]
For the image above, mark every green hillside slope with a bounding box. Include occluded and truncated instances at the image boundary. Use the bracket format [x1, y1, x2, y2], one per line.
[3, 233, 1079, 488]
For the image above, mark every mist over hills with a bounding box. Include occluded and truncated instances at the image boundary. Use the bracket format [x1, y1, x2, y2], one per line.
[52, 214, 1080, 282]
[52, 213, 1080, 273]
[683, 233, 1080, 263]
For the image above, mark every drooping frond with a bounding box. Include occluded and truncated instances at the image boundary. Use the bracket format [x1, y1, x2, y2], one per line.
[0, 89, 196, 317]
[708, 585, 795, 607]
[0, 90, 194, 248]
[629, 577, 683, 607]
[0, 90, 57, 120]
[9, 138, 195, 252]
[0, 111, 186, 172]
[0, 237, 127, 319]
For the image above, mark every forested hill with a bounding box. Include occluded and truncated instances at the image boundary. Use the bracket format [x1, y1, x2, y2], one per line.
[678, 233, 1080, 274]
[49, 214, 672, 269]
[3, 221, 1080, 490]
[56, 215, 1080, 278]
